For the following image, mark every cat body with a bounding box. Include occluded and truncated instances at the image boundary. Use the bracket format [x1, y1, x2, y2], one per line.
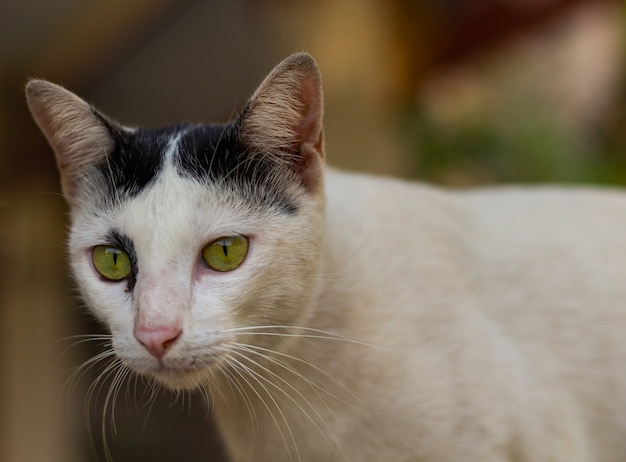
[315, 173, 626, 461]
[27, 54, 626, 461]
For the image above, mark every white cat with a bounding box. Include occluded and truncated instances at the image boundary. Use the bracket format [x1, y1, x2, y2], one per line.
[27, 53, 626, 462]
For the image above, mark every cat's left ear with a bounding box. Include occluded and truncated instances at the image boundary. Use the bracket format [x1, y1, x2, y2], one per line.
[239, 53, 324, 191]
[26, 80, 116, 200]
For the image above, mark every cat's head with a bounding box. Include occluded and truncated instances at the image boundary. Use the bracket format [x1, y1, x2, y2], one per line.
[26, 53, 326, 390]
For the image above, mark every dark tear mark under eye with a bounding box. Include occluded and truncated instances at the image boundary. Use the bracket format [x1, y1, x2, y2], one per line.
[176, 124, 299, 215]
[105, 229, 138, 292]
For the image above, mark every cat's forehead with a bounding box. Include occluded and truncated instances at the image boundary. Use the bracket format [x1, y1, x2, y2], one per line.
[118, 165, 257, 257]
[123, 160, 258, 232]
[95, 123, 232, 197]
[89, 123, 298, 214]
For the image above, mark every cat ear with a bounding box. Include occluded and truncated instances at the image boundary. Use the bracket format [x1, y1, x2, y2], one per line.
[239, 53, 324, 191]
[26, 80, 116, 200]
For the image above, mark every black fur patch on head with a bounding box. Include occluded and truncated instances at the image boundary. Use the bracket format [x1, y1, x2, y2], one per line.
[94, 120, 180, 199]
[91, 116, 298, 214]
[175, 124, 298, 214]
[105, 228, 138, 292]
[175, 124, 233, 180]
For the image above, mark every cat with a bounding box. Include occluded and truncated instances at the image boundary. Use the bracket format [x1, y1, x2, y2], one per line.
[26, 53, 626, 462]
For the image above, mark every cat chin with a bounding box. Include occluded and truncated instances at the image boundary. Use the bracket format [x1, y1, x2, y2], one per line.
[143, 367, 211, 391]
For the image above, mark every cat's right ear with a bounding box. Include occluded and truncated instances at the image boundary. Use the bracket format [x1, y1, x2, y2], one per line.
[26, 80, 115, 200]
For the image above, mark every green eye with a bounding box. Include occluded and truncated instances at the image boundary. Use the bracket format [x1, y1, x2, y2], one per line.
[92, 245, 132, 281]
[202, 236, 249, 272]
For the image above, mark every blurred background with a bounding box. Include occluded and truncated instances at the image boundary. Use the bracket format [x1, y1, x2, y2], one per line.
[1, 0, 624, 461]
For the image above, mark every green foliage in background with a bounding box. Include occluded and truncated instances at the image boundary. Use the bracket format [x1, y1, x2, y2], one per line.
[404, 23, 626, 189]
[405, 101, 626, 187]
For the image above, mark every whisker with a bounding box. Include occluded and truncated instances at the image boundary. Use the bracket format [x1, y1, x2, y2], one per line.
[225, 352, 300, 462]
[101, 363, 132, 462]
[65, 348, 117, 402]
[55, 333, 113, 346]
[206, 123, 230, 181]
[213, 363, 238, 413]
[233, 342, 364, 410]
[233, 342, 347, 428]
[108, 365, 132, 435]
[214, 360, 260, 444]
[125, 369, 139, 411]
[228, 346, 346, 461]
[222, 325, 381, 348]
[195, 358, 222, 415]
[84, 356, 124, 462]
[100, 365, 121, 462]
[218, 156, 254, 185]
[80, 357, 113, 461]
[198, 381, 215, 417]
[103, 153, 122, 206]
[142, 378, 163, 430]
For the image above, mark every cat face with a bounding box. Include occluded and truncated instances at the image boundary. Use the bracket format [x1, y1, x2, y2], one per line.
[27, 53, 326, 390]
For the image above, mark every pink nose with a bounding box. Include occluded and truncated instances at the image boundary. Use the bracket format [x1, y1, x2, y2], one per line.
[134, 325, 182, 359]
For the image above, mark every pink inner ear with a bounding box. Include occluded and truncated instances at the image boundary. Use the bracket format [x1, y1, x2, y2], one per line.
[26, 80, 116, 200]
[289, 76, 324, 192]
[296, 78, 324, 159]
[239, 54, 325, 192]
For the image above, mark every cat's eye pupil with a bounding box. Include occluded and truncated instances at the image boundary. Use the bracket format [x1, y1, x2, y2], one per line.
[92, 245, 132, 281]
[202, 236, 248, 272]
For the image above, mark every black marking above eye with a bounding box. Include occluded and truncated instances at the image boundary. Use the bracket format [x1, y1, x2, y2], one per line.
[91, 119, 299, 214]
[175, 125, 299, 215]
[104, 229, 138, 291]
[94, 118, 182, 199]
